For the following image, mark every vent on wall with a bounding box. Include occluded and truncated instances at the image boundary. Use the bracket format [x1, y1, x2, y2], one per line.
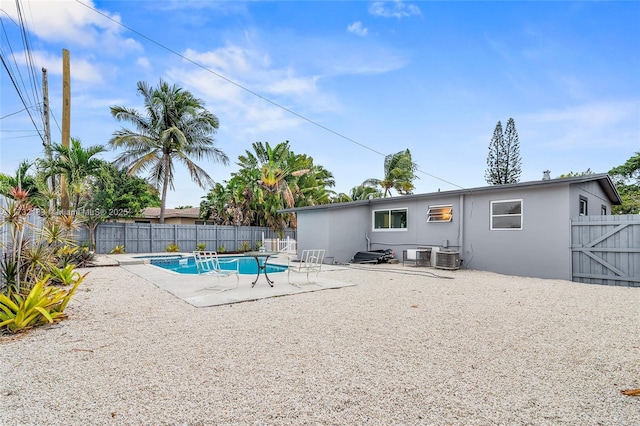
[435, 251, 460, 270]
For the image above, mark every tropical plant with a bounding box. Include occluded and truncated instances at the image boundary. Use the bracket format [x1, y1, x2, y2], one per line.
[0, 187, 35, 290]
[110, 245, 126, 254]
[196, 242, 206, 251]
[109, 79, 229, 223]
[200, 141, 335, 230]
[40, 138, 106, 213]
[0, 160, 47, 209]
[240, 241, 250, 252]
[55, 245, 93, 268]
[609, 151, 640, 214]
[81, 162, 161, 249]
[217, 245, 226, 253]
[0, 273, 85, 333]
[363, 149, 418, 197]
[166, 244, 180, 253]
[49, 264, 82, 286]
[485, 118, 522, 185]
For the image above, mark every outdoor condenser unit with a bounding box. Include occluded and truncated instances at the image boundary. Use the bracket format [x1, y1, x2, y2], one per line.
[435, 250, 460, 270]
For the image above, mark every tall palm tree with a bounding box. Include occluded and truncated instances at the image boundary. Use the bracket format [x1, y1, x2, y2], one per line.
[363, 149, 418, 197]
[109, 80, 229, 223]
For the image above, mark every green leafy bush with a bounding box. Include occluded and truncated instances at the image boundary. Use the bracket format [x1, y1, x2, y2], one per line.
[196, 242, 206, 251]
[110, 245, 126, 254]
[49, 264, 82, 286]
[0, 273, 85, 333]
[166, 244, 180, 252]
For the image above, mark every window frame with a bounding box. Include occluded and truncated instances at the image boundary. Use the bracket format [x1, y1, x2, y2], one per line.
[579, 196, 588, 216]
[601, 205, 607, 216]
[372, 207, 408, 231]
[427, 205, 453, 223]
[490, 199, 523, 231]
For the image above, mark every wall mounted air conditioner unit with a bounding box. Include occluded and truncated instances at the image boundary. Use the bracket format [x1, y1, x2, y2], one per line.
[435, 250, 460, 270]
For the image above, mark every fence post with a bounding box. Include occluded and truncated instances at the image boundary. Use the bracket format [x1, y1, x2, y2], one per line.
[123, 222, 127, 252]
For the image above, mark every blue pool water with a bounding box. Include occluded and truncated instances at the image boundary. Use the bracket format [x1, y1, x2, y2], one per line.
[150, 256, 287, 275]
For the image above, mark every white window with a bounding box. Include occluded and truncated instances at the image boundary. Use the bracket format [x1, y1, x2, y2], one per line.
[579, 196, 588, 216]
[427, 205, 453, 222]
[490, 199, 522, 230]
[373, 208, 407, 230]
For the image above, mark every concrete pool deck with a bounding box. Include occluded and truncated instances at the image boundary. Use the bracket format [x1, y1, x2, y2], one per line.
[93, 253, 355, 307]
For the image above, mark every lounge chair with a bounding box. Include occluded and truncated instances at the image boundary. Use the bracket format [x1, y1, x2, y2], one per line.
[287, 249, 325, 287]
[193, 251, 240, 292]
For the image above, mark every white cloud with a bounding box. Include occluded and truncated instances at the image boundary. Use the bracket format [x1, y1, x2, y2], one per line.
[522, 101, 639, 148]
[166, 45, 326, 136]
[347, 21, 369, 37]
[524, 101, 635, 127]
[1, 0, 141, 53]
[369, 1, 421, 19]
[13, 50, 104, 84]
[136, 57, 151, 70]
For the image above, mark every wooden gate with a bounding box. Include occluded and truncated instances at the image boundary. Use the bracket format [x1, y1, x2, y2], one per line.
[571, 214, 640, 287]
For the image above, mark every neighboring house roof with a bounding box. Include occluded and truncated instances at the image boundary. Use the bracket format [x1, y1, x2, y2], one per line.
[280, 173, 622, 213]
[141, 207, 201, 219]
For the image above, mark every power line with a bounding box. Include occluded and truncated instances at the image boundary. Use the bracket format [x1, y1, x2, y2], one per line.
[74, 0, 464, 190]
[0, 104, 39, 120]
[0, 7, 44, 142]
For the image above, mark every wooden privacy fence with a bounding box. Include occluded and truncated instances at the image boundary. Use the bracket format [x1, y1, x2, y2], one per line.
[571, 214, 640, 287]
[75, 222, 295, 254]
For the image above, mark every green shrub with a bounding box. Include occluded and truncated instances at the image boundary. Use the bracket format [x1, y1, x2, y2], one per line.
[166, 244, 180, 253]
[0, 273, 86, 334]
[110, 245, 126, 254]
[240, 241, 250, 252]
[49, 264, 82, 286]
[217, 245, 226, 253]
[196, 242, 206, 251]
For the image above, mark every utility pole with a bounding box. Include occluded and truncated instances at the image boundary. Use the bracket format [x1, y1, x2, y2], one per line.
[61, 48, 70, 211]
[41, 67, 55, 211]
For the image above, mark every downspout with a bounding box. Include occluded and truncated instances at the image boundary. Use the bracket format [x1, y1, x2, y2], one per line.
[459, 194, 465, 260]
[366, 232, 371, 251]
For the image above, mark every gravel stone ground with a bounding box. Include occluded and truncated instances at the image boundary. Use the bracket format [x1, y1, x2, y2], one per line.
[1, 264, 638, 425]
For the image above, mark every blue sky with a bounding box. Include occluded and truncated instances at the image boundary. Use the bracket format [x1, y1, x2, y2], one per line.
[1, 0, 639, 208]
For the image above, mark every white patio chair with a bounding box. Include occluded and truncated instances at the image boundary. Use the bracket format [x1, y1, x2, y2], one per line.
[193, 251, 239, 292]
[287, 249, 325, 288]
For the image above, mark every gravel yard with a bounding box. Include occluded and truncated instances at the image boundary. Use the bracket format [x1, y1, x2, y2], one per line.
[1, 264, 638, 425]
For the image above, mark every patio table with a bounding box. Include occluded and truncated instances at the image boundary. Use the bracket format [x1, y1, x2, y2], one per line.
[244, 251, 279, 287]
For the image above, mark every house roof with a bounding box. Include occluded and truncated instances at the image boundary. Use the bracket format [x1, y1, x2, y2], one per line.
[279, 173, 622, 213]
[142, 207, 201, 219]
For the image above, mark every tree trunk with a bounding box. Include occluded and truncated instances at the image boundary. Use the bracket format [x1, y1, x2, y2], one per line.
[159, 156, 170, 224]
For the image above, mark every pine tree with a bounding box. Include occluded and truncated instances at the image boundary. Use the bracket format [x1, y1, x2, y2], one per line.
[484, 118, 522, 185]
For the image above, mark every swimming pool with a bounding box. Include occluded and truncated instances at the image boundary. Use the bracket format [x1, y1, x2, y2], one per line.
[150, 256, 287, 275]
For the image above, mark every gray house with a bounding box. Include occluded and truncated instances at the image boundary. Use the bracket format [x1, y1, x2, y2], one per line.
[282, 173, 624, 281]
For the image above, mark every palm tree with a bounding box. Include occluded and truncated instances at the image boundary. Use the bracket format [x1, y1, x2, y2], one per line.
[0, 160, 44, 207]
[41, 138, 106, 214]
[252, 141, 311, 228]
[109, 80, 229, 223]
[363, 149, 418, 197]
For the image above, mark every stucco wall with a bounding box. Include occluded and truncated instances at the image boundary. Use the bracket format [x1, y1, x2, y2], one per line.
[461, 185, 571, 280]
[297, 205, 370, 264]
[367, 196, 461, 253]
[293, 177, 618, 279]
